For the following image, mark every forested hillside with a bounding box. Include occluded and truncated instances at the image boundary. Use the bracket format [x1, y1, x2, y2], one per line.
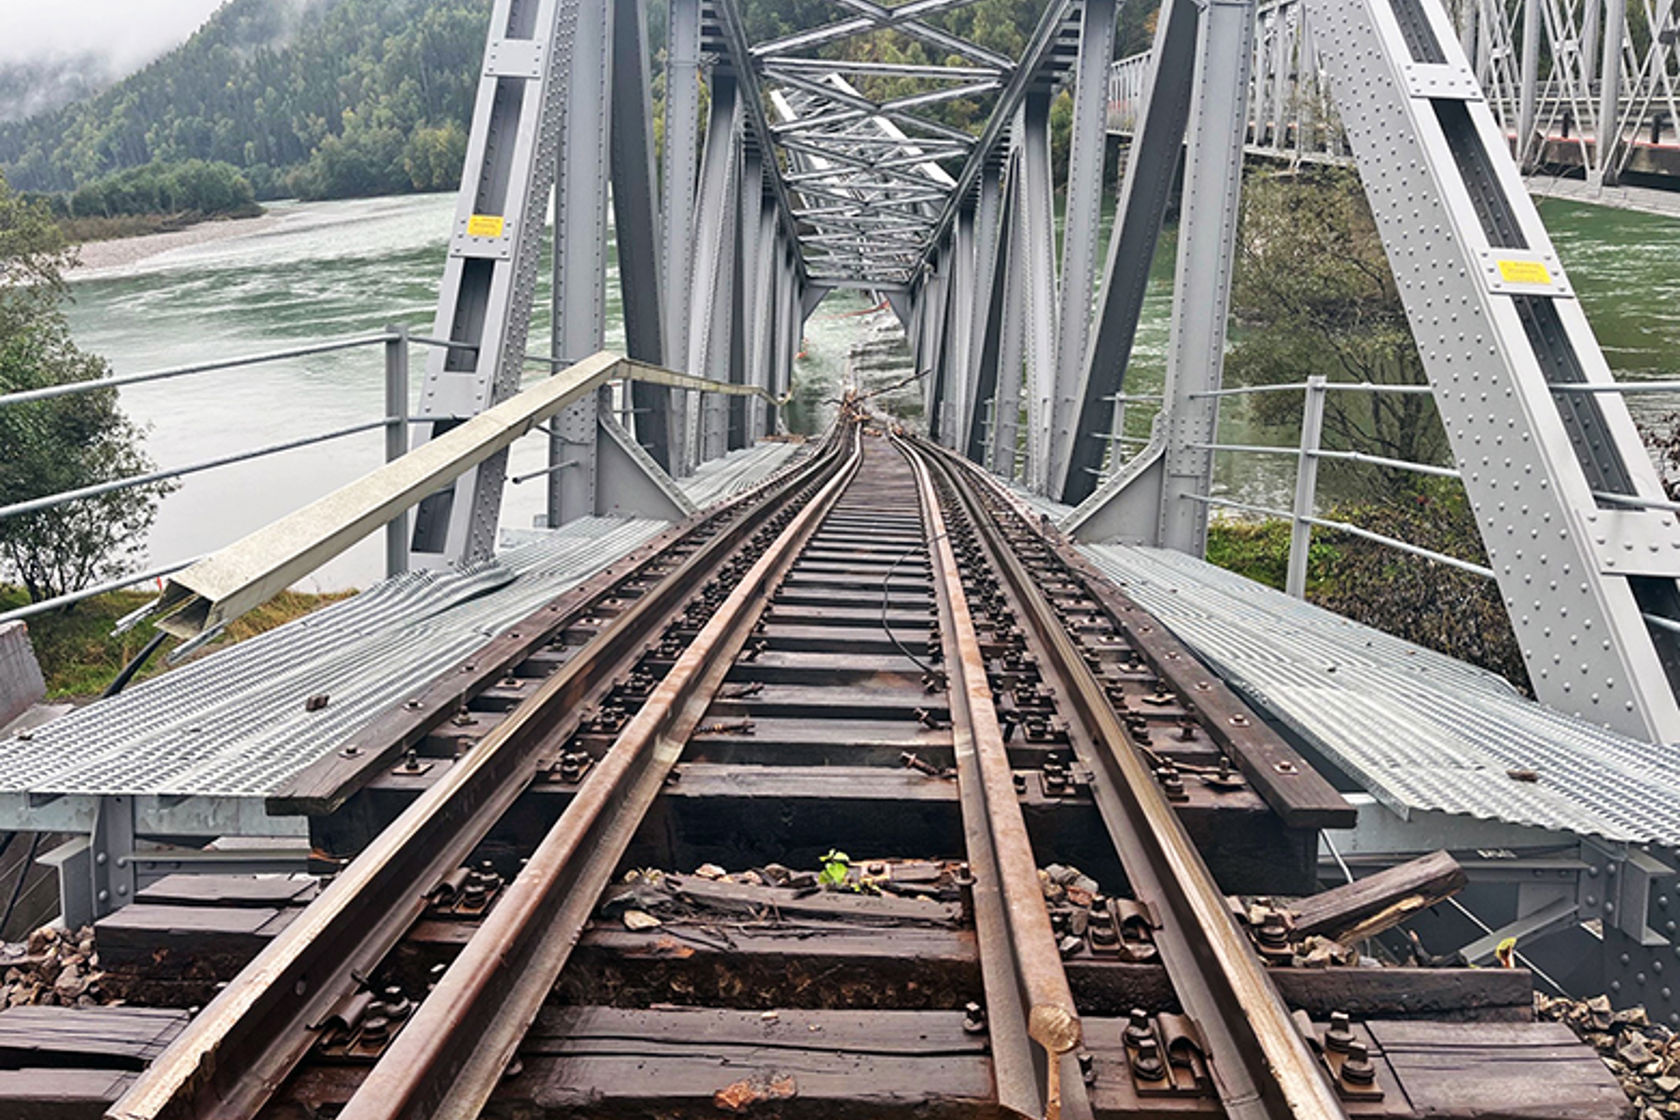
[0, 0, 489, 201]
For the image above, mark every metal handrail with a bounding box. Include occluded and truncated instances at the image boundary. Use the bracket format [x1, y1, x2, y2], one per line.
[1186, 380, 1436, 399]
[1190, 441, 1463, 480]
[0, 556, 204, 627]
[0, 419, 394, 522]
[0, 330, 475, 411]
[0, 332, 396, 409]
[1184, 493, 1496, 578]
[1552, 381, 1680, 394]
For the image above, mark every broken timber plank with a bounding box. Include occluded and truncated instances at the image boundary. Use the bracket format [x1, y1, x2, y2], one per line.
[1291, 850, 1468, 943]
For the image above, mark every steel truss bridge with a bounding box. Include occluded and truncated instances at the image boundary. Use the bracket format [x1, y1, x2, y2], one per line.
[1109, 0, 1680, 186]
[6, 0, 1680, 1116]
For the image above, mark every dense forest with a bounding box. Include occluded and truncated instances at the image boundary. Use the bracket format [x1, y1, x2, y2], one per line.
[0, 0, 1150, 205]
[0, 0, 488, 201]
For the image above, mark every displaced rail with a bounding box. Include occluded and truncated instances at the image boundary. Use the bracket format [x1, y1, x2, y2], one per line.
[0, 419, 1621, 1120]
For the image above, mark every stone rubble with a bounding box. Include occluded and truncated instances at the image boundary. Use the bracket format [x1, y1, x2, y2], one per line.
[1537, 992, 1678, 1115]
[0, 925, 107, 1007]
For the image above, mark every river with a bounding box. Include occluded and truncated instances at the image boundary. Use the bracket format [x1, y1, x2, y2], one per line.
[61, 190, 1680, 590]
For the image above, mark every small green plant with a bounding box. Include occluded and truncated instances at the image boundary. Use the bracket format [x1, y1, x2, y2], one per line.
[818, 849, 851, 889]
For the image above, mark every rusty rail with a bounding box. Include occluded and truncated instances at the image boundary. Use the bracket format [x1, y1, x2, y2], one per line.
[907, 433, 1348, 1120]
[105, 426, 855, 1120]
[897, 435, 1086, 1120]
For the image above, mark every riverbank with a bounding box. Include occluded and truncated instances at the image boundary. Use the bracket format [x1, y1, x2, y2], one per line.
[59, 202, 265, 246]
[4, 586, 349, 699]
[68, 206, 279, 272]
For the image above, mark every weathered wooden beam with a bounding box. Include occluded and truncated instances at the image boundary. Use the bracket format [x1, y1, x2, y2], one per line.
[1291, 850, 1468, 943]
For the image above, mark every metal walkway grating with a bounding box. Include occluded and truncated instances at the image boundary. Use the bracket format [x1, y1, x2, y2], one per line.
[0, 518, 666, 799]
[1081, 543, 1680, 844]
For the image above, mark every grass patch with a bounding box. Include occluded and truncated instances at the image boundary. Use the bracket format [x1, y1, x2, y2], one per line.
[3, 585, 351, 699]
[1205, 517, 1323, 592]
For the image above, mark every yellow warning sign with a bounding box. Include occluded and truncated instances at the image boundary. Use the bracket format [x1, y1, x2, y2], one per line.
[1496, 259, 1552, 285]
[466, 213, 506, 238]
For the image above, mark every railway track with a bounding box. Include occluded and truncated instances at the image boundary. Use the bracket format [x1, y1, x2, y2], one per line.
[0, 416, 1623, 1120]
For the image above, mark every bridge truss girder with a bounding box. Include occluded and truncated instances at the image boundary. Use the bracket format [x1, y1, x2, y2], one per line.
[399, 0, 1680, 743]
[1112, 0, 1680, 186]
[1040, 0, 1680, 742]
[406, 0, 809, 568]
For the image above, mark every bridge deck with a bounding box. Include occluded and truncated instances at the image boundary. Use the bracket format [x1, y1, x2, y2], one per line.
[1082, 542, 1680, 845]
[0, 518, 662, 809]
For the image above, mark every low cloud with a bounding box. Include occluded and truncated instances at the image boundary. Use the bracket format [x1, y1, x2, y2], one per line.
[2, 0, 228, 74]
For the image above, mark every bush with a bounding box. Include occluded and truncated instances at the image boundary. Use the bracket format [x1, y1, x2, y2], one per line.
[0, 173, 174, 604]
[1205, 490, 1529, 692]
[53, 159, 256, 220]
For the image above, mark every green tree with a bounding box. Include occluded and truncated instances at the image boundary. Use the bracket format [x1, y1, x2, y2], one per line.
[0, 173, 172, 603]
[1222, 165, 1528, 690]
[1228, 166, 1448, 483]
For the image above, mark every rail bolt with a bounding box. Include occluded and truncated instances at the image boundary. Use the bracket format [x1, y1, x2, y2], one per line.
[1341, 1040, 1377, 1085]
[1325, 1010, 1355, 1053]
[1131, 1037, 1166, 1081]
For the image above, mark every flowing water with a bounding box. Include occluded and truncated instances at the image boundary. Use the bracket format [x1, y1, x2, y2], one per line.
[59, 189, 1680, 590]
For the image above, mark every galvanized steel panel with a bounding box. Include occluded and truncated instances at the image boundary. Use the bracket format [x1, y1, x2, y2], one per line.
[0, 518, 665, 799]
[1082, 543, 1680, 844]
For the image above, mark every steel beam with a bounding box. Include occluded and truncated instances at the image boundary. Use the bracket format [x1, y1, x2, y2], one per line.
[1518, 0, 1541, 165]
[687, 76, 743, 465]
[965, 163, 1011, 463]
[661, 0, 702, 474]
[407, 0, 594, 567]
[1592, 0, 1628, 186]
[748, 202, 779, 440]
[990, 149, 1028, 480]
[1018, 94, 1059, 493]
[1047, 0, 1119, 497]
[945, 204, 977, 448]
[1060, 0, 1199, 506]
[612, 0, 671, 469]
[547, 0, 614, 531]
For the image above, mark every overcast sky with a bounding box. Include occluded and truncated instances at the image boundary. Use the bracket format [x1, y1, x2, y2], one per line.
[1, 1, 226, 70]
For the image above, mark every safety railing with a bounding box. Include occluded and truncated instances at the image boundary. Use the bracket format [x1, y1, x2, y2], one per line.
[0, 327, 442, 627]
[1150, 373, 1680, 644]
[1156, 376, 1491, 598]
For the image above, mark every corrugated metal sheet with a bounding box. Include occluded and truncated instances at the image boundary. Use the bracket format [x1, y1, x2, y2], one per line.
[0, 517, 666, 799]
[1081, 543, 1680, 845]
[679, 441, 805, 509]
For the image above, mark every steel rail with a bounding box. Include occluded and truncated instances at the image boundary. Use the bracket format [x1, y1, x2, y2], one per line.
[894, 433, 1086, 1120]
[914, 435, 1348, 1120]
[335, 420, 866, 1120]
[104, 431, 852, 1120]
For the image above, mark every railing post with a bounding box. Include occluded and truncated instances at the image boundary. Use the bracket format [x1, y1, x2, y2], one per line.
[384, 325, 410, 578]
[1286, 375, 1326, 598]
